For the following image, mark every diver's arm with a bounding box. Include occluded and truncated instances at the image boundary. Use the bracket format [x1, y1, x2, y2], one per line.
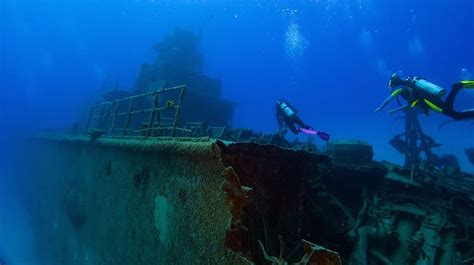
[275, 105, 283, 126]
[276, 115, 284, 127]
[375, 95, 396, 112]
[375, 88, 404, 112]
[388, 104, 409, 115]
[276, 109, 285, 128]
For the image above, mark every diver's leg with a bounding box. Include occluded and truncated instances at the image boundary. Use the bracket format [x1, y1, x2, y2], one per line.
[293, 116, 311, 129]
[450, 110, 474, 120]
[444, 83, 462, 110]
[287, 122, 300, 134]
[443, 83, 474, 120]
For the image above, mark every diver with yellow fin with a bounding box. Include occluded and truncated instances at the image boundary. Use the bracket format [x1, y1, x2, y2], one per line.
[375, 73, 474, 120]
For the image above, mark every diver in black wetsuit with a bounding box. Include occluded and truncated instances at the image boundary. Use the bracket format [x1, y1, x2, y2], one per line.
[276, 99, 311, 134]
[275, 99, 330, 141]
[376, 73, 474, 121]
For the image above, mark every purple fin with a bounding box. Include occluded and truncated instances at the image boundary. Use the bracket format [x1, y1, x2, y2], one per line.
[316, 131, 330, 141]
[299, 128, 330, 141]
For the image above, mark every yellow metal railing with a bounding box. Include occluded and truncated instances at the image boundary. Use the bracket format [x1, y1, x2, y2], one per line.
[86, 85, 188, 137]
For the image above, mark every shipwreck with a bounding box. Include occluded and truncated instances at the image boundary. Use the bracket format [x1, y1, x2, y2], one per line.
[26, 29, 474, 265]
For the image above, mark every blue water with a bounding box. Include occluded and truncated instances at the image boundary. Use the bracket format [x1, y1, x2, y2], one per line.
[1, 1, 474, 264]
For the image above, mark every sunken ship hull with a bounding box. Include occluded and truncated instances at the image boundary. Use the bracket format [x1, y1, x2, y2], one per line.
[25, 28, 474, 265]
[27, 89, 474, 264]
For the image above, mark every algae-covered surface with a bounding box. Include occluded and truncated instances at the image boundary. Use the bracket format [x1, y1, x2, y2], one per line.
[28, 135, 251, 265]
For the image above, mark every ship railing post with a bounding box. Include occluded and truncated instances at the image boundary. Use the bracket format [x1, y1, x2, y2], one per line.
[123, 98, 134, 136]
[109, 101, 119, 136]
[171, 86, 186, 137]
[99, 102, 112, 130]
[85, 106, 94, 134]
[146, 92, 160, 137]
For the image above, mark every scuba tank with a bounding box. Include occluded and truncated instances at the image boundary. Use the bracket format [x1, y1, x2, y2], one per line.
[410, 77, 446, 97]
[279, 101, 296, 117]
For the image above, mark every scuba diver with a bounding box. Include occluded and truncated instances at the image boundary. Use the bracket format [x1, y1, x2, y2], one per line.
[275, 99, 330, 141]
[375, 73, 474, 120]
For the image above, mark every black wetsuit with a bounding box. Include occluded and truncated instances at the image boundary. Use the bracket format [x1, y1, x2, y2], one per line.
[396, 78, 474, 120]
[442, 82, 474, 120]
[275, 100, 311, 134]
[396, 79, 443, 115]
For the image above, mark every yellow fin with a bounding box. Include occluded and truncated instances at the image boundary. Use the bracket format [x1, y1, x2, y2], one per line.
[423, 99, 443, 112]
[411, 99, 419, 108]
[461, 80, 474, 88]
[391, 88, 403, 97]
